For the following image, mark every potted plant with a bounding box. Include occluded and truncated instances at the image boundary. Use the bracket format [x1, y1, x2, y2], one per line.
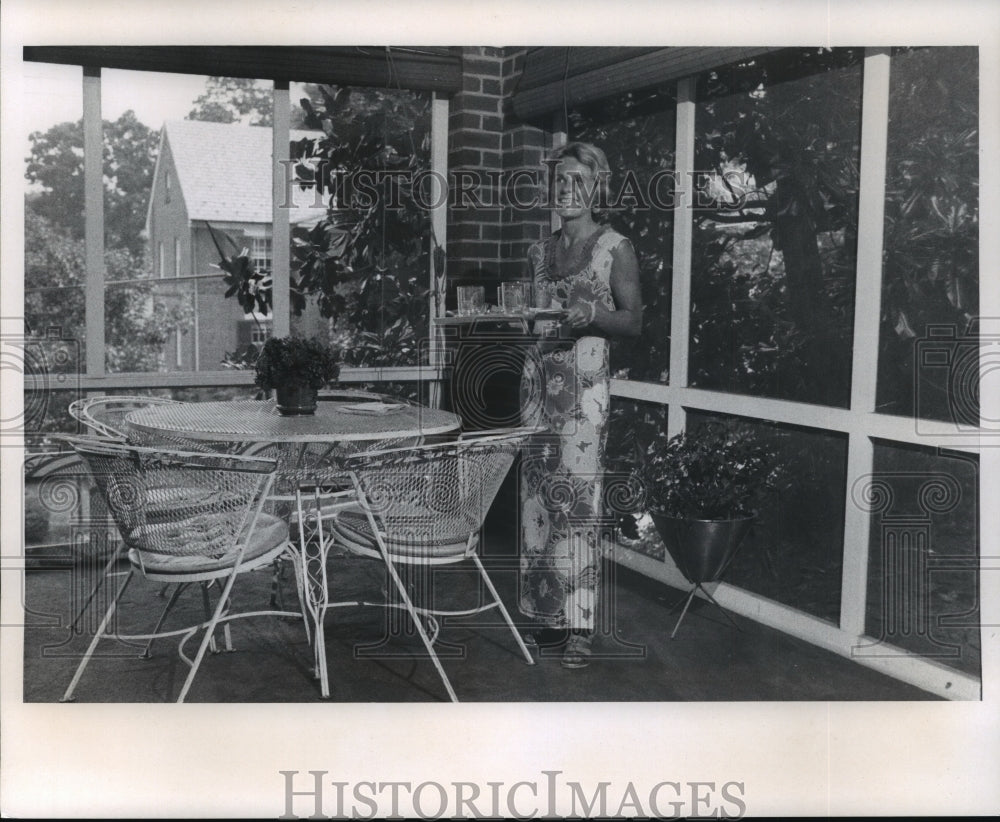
[254, 336, 340, 415]
[637, 420, 786, 613]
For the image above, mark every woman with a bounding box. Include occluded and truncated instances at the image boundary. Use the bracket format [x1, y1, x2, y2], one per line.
[519, 141, 642, 669]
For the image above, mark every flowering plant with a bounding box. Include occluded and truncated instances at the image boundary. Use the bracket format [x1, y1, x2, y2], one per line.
[638, 420, 786, 520]
[253, 335, 340, 391]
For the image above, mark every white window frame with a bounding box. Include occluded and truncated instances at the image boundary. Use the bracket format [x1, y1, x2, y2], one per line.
[37, 50, 984, 699]
[595, 51, 981, 701]
[61, 67, 447, 390]
[249, 234, 272, 274]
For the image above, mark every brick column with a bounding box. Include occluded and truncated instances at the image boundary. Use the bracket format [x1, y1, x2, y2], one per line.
[500, 49, 550, 280]
[448, 47, 505, 279]
[448, 47, 552, 285]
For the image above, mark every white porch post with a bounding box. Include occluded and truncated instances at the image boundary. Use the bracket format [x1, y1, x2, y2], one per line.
[83, 66, 105, 377]
[271, 80, 291, 338]
[427, 91, 449, 408]
[840, 48, 892, 638]
[667, 76, 696, 438]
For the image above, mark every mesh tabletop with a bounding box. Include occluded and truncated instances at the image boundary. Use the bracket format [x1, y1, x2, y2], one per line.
[126, 400, 461, 444]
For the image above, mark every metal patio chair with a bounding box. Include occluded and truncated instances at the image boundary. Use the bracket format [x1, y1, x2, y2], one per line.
[65, 395, 230, 630]
[59, 437, 308, 703]
[306, 427, 541, 702]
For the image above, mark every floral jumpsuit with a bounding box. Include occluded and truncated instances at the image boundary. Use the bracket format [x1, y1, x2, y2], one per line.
[519, 225, 625, 632]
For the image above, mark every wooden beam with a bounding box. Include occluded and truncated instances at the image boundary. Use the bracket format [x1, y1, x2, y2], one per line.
[23, 46, 463, 93]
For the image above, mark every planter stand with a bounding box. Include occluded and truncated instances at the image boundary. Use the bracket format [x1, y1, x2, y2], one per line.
[666, 581, 742, 639]
[651, 514, 755, 638]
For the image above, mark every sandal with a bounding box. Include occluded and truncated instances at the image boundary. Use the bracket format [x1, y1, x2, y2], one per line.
[521, 627, 568, 649]
[561, 632, 593, 669]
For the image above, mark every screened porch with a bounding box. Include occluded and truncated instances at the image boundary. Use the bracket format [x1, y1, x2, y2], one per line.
[16, 44, 982, 702]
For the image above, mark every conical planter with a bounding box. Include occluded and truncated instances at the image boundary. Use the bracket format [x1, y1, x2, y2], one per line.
[650, 512, 755, 638]
[274, 384, 318, 416]
[650, 514, 755, 584]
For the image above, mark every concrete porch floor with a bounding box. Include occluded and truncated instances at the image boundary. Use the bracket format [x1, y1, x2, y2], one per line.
[20, 529, 938, 704]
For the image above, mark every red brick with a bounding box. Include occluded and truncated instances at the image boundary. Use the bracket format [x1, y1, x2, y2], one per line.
[450, 148, 482, 168]
[511, 128, 546, 149]
[502, 53, 525, 76]
[449, 111, 480, 131]
[463, 57, 503, 77]
[457, 93, 502, 114]
[480, 223, 503, 240]
[462, 74, 481, 93]
[450, 240, 501, 260]
[461, 130, 502, 151]
[482, 78, 502, 96]
[481, 114, 502, 132]
[448, 221, 481, 241]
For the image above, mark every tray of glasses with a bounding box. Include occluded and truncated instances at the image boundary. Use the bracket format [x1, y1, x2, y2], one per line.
[434, 308, 568, 326]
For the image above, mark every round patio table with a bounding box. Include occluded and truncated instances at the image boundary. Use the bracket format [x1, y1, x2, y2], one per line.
[126, 398, 461, 445]
[126, 398, 463, 698]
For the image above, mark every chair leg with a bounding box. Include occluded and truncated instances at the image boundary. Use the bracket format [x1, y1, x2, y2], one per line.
[140, 582, 189, 659]
[61, 568, 134, 702]
[471, 553, 535, 665]
[377, 543, 459, 703]
[70, 542, 124, 633]
[295, 489, 329, 697]
[176, 566, 243, 704]
[270, 560, 284, 609]
[284, 546, 312, 646]
[200, 581, 234, 653]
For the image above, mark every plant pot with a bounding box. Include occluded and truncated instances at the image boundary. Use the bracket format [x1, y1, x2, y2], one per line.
[274, 384, 318, 415]
[650, 513, 755, 584]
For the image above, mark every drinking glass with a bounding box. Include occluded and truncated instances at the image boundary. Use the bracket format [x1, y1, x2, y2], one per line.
[456, 285, 485, 316]
[501, 281, 528, 314]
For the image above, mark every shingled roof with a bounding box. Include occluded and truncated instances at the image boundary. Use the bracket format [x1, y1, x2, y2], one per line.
[160, 119, 326, 224]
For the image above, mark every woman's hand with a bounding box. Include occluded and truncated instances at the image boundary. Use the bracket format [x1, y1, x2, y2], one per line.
[564, 301, 597, 330]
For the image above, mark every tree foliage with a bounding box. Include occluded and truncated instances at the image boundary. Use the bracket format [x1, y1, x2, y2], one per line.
[187, 77, 275, 126]
[292, 85, 433, 366]
[24, 110, 160, 257]
[877, 46, 978, 418]
[24, 206, 191, 372]
[575, 47, 978, 582]
[569, 84, 677, 384]
[187, 77, 320, 129]
[214, 84, 433, 368]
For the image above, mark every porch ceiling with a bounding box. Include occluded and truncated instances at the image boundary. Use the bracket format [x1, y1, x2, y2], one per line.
[22, 45, 464, 92]
[512, 46, 782, 120]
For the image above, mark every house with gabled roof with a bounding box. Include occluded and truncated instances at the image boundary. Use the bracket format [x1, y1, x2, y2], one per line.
[146, 119, 328, 370]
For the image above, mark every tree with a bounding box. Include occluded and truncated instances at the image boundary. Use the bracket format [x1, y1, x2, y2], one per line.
[213, 84, 434, 367]
[187, 77, 320, 129]
[291, 85, 433, 366]
[187, 77, 274, 125]
[24, 110, 160, 257]
[24, 206, 191, 373]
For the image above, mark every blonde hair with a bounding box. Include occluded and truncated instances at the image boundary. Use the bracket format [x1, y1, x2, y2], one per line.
[548, 141, 612, 212]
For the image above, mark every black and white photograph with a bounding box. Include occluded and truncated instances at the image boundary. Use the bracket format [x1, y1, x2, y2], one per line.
[2, 0, 998, 817]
